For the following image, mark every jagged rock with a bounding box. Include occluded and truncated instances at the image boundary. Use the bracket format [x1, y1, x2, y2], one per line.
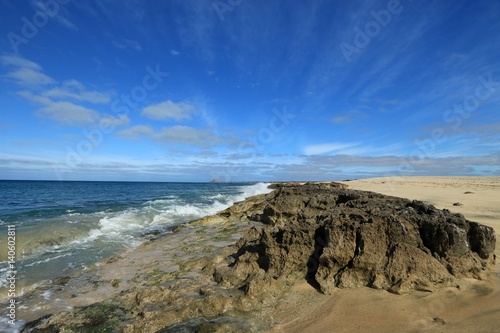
[217, 183, 496, 295]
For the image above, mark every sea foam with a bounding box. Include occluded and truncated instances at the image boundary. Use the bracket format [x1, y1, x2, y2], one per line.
[0, 182, 273, 300]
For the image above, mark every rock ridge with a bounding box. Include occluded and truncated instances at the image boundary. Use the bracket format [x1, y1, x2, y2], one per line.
[213, 182, 496, 295]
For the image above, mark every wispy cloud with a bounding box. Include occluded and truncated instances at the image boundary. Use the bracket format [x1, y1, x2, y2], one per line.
[117, 125, 152, 140]
[32, 0, 78, 30]
[172, 2, 218, 63]
[101, 114, 130, 128]
[303, 142, 360, 155]
[118, 125, 240, 148]
[56, 15, 78, 30]
[18, 91, 100, 126]
[2, 150, 498, 182]
[1, 54, 55, 86]
[112, 39, 142, 51]
[331, 110, 369, 124]
[1, 55, 40, 69]
[42, 79, 111, 104]
[141, 100, 195, 122]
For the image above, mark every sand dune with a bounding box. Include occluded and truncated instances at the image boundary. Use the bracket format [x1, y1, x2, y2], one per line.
[267, 176, 500, 333]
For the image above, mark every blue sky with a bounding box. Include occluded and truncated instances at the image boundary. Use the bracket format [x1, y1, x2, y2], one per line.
[1, 0, 499, 181]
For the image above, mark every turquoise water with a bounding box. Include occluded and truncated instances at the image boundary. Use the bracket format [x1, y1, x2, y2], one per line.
[0, 181, 271, 296]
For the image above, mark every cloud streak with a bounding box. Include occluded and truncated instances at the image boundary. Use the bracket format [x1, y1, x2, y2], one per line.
[1, 54, 55, 86]
[141, 100, 195, 121]
[19, 90, 100, 125]
[112, 39, 143, 51]
[2, 152, 498, 182]
[303, 142, 360, 155]
[42, 79, 111, 104]
[118, 125, 239, 148]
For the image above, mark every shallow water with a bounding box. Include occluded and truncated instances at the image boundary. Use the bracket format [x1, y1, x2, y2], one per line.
[0, 181, 272, 300]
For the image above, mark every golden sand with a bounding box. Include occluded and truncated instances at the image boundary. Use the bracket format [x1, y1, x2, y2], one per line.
[267, 176, 500, 333]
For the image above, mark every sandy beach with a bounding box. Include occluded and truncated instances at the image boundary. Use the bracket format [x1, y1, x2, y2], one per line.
[266, 176, 500, 333]
[14, 176, 499, 332]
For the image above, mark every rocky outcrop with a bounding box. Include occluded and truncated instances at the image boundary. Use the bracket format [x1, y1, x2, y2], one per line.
[214, 182, 496, 295]
[22, 182, 496, 332]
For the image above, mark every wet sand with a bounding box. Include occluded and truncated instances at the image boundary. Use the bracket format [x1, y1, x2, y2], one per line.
[266, 176, 500, 333]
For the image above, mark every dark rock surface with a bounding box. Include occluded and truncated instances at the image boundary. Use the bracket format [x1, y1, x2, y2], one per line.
[215, 182, 495, 295]
[22, 182, 496, 332]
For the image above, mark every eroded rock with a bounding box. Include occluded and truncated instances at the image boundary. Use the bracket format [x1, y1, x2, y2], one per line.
[216, 183, 496, 295]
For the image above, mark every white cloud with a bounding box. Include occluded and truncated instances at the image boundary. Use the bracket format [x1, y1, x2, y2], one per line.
[19, 91, 99, 126]
[118, 124, 238, 147]
[101, 114, 130, 127]
[331, 110, 369, 124]
[170, 49, 180, 56]
[1, 54, 55, 86]
[1, 55, 41, 69]
[303, 142, 360, 155]
[38, 101, 99, 125]
[42, 79, 111, 104]
[155, 126, 220, 146]
[304, 153, 500, 171]
[2, 149, 498, 182]
[117, 125, 154, 140]
[3, 56, 119, 127]
[5, 67, 55, 86]
[141, 100, 195, 121]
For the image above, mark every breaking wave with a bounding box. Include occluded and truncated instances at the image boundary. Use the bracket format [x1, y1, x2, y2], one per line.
[0, 182, 272, 292]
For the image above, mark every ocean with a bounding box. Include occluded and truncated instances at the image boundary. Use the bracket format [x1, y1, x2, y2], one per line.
[0, 180, 272, 300]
